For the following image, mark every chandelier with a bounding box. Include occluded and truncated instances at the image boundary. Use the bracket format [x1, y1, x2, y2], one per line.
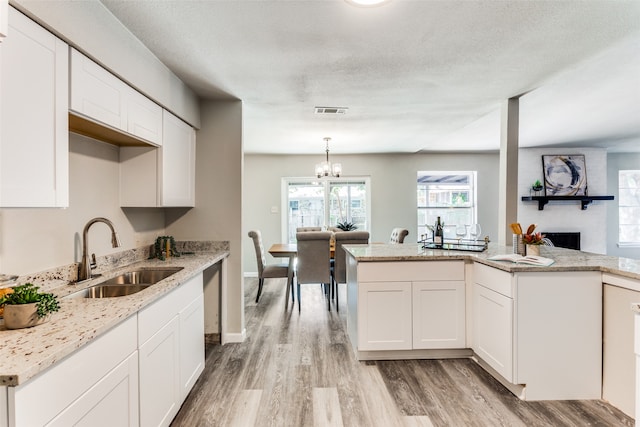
[315, 137, 342, 178]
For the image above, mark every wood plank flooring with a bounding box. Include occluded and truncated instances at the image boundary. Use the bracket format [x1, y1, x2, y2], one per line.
[171, 277, 634, 427]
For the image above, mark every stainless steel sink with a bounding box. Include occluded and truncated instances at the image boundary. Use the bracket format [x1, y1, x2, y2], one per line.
[71, 284, 152, 298]
[67, 267, 183, 299]
[99, 267, 184, 287]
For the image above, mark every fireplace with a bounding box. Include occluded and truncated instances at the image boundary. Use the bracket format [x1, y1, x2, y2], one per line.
[541, 232, 581, 250]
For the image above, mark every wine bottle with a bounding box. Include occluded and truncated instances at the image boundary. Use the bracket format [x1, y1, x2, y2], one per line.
[434, 216, 444, 248]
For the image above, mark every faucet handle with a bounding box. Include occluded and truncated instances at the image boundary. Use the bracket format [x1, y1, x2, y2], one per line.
[90, 253, 97, 270]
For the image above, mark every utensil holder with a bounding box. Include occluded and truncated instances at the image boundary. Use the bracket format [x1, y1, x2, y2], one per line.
[513, 234, 526, 256]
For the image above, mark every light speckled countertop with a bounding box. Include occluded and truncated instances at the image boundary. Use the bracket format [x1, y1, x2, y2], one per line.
[343, 243, 640, 281]
[1, 242, 228, 386]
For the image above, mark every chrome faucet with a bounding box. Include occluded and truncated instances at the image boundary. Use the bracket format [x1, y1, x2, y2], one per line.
[77, 217, 121, 282]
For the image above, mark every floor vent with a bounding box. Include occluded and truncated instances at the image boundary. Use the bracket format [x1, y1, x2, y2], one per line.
[314, 106, 348, 115]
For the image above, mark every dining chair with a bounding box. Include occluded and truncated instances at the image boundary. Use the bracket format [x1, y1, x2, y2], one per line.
[295, 231, 333, 312]
[389, 228, 409, 244]
[296, 226, 322, 232]
[248, 230, 291, 303]
[332, 231, 370, 311]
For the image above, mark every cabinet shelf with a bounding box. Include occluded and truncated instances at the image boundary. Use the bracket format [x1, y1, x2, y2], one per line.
[521, 195, 614, 210]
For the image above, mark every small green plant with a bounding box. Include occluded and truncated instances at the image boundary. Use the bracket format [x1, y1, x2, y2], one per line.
[0, 283, 60, 318]
[336, 221, 358, 231]
[150, 236, 181, 261]
[532, 180, 543, 190]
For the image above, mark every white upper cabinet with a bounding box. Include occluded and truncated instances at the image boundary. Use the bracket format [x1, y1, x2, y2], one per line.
[0, 7, 69, 207]
[69, 48, 162, 146]
[0, 0, 8, 41]
[120, 110, 196, 207]
[160, 110, 196, 207]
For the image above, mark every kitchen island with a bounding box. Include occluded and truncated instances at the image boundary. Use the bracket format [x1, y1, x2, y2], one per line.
[0, 241, 228, 427]
[344, 243, 640, 404]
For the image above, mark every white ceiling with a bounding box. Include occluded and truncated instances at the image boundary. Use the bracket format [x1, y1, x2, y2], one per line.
[99, 0, 640, 154]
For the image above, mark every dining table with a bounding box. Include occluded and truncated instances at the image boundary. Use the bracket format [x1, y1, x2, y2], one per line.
[268, 242, 336, 308]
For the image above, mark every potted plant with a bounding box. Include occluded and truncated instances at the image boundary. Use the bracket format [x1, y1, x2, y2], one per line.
[0, 283, 60, 329]
[523, 231, 545, 256]
[532, 179, 544, 192]
[336, 221, 358, 231]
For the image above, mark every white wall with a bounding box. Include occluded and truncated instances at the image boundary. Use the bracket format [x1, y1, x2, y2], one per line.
[0, 133, 165, 275]
[607, 152, 640, 259]
[166, 100, 244, 339]
[243, 152, 500, 273]
[518, 147, 608, 254]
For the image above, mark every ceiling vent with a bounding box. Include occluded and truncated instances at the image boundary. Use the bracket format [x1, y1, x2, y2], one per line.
[314, 106, 348, 115]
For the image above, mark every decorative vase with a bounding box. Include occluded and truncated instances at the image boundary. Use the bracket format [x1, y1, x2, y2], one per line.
[3, 303, 50, 329]
[526, 244, 541, 256]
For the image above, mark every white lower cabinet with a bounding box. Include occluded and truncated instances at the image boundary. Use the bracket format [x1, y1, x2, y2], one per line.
[138, 273, 204, 427]
[473, 282, 513, 382]
[358, 281, 412, 351]
[8, 316, 138, 427]
[48, 352, 139, 427]
[351, 260, 466, 352]
[179, 294, 205, 398]
[413, 280, 466, 349]
[139, 317, 181, 427]
[472, 262, 602, 400]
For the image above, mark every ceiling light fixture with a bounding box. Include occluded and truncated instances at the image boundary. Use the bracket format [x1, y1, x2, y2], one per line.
[346, 0, 389, 7]
[315, 137, 342, 178]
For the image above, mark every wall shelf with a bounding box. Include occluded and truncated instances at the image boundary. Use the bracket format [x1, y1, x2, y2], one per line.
[521, 195, 614, 210]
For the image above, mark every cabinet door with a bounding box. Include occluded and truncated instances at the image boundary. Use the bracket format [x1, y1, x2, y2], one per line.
[47, 352, 139, 427]
[0, 0, 7, 40]
[70, 47, 125, 130]
[0, 8, 68, 207]
[413, 281, 465, 349]
[139, 316, 180, 427]
[160, 110, 195, 207]
[358, 281, 412, 351]
[473, 283, 513, 382]
[125, 85, 163, 146]
[179, 294, 205, 400]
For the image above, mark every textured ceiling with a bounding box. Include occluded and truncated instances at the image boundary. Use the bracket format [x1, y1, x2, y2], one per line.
[100, 0, 640, 154]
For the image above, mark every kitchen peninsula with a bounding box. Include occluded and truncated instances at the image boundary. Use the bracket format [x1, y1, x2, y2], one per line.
[344, 243, 640, 406]
[0, 242, 228, 427]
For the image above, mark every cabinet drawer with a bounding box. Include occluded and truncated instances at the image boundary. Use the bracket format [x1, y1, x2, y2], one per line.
[358, 261, 464, 283]
[473, 262, 513, 298]
[138, 273, 203, 344]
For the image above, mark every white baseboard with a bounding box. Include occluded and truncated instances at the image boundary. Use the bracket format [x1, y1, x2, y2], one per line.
[222, 328, 247, 345]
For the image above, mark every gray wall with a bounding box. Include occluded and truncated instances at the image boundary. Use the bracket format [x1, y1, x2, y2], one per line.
[607, 152, 640, 259]
[166, 100, 244, 337]
[0, 133, 166, 275]
[243, 152, 500, 274]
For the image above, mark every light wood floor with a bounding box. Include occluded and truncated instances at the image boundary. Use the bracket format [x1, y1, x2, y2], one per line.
[171, 277, 634, 427]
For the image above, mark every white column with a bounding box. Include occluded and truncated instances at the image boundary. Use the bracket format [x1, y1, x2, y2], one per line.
[498, 98, 520, 246]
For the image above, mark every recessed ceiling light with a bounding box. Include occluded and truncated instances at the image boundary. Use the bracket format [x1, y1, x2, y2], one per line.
[346, 0, 390, 7]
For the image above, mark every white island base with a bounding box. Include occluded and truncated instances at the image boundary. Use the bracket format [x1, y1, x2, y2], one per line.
[345, 252, 602, 401]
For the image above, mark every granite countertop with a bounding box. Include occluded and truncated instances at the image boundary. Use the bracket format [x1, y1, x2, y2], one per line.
[343, 243, 640, 281]
[0, 244, 228, 386]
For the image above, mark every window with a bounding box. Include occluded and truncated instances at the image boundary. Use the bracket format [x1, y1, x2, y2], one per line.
[619, 170, 640, 245]
[417, 171, 477, 240]
[283, 177, 370, 243]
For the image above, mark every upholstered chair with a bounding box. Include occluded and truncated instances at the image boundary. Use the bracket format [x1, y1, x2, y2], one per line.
[248, 230, 290, 303]
[295, 231, 333, 312]
[389, 228, 409, 244]
[296, 226, 322, 232]
[332, 231, 370, 310]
